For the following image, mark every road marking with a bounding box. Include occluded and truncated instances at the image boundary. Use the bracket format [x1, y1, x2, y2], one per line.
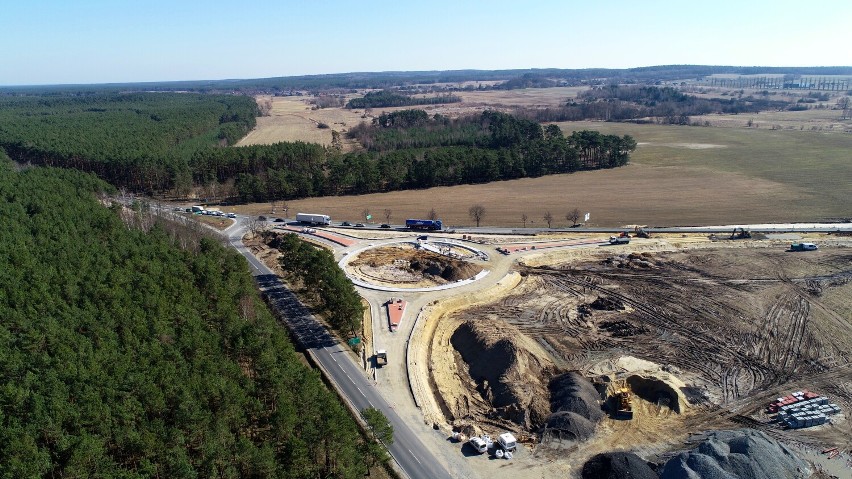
[408, 449, 422, 465]
[356, 386, 366, 397]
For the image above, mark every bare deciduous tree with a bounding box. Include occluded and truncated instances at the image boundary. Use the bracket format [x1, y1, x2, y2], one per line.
[521, 213, 528, 228]
[383, 209, 392, 222]
[247, 218, 264, 237]
[427, 208, 438, 220]
[543, 211, 554, 228]
[468, 204, 486, 227]
[362, 208, 371, 222]
[566, 207, 581, 226]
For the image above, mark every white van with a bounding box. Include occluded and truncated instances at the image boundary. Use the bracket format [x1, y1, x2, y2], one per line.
[497, 432, 517, 451]
[468, 436, 487, 454]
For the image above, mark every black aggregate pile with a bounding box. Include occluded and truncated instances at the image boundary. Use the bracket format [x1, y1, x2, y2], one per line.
[582, 452, 659, 479]
[544, 372, 603, 439]
[660, 429, 810, 479]
[544, 411, 596, 441]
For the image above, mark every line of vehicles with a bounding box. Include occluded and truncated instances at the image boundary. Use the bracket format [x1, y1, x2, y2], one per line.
[190, 205, 235, 218]
[295, 212, 444, 231]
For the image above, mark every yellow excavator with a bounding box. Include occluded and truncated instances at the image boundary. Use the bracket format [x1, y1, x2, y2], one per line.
[616, 387, 634, 419]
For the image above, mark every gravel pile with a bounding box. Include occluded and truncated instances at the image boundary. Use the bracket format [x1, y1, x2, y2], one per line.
[582, 452, 659, 479]
[660, 429, 810, 479]
[549, 372, 604, 422]
[544, 411, 596, 440]
[544, 372, 603, 439]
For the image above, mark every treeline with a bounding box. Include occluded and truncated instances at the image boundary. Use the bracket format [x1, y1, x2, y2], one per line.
[0, 93, 257, 192]
[230, 111, 634, 201]
[6, 65, 850, 94]
[507, 85, 791, 124]
[346, 90, 461, 109]
[0, 166, 373, 477]
[268, 232, 363, 337]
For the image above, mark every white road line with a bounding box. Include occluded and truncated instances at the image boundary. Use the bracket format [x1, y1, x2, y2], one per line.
[356, 386, 365, 397]
[408, 449, 422, 465]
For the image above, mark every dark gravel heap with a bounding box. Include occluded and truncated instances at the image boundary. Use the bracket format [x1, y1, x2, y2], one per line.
[544, 411, 596, 441]
[549, 372, 604, 421]
[660, 429, 810, 479]
[544, 372, 603, 439]
[582, 452, 659, 479]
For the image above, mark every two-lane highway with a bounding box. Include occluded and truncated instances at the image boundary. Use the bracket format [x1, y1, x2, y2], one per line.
[227, 224, 452, 479]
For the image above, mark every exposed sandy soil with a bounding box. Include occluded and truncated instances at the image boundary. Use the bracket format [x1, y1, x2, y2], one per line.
[422, 241, 852, 475]
[347, 244, 483, 288]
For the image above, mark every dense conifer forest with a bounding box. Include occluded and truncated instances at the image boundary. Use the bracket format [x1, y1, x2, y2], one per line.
[0, 93, 635, 203]
[0, 165, 373, 478]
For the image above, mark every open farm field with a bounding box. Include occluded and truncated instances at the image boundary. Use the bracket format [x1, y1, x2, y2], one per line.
[452, 86, 584, 106]
[237, 95, 364, 149]
[237, 87, 587, 148]
[555, 121, 852, 210]
[240, 121, 852, 227]
[683, 105, 851, 132]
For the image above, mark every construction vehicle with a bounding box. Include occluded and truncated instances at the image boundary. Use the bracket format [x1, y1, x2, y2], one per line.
[375, 350, 387, 367]
[730, 227, 752, 240]
[633, 226, 651, 238]
[615, 388, 634, 419]
[609, 231, 630, 244]
[406, 219, 443, 231]
[790, 242, 818, 251]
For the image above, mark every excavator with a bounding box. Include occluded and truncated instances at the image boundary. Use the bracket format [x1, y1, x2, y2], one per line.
[730, 227, 752, 240]
[614, 387, 634, 419]
[633, 226, 651, 239]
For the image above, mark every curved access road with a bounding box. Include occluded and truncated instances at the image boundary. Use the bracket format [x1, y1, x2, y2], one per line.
[225, 221, 452, 479]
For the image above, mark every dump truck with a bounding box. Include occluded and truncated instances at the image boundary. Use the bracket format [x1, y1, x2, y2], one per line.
[609, 234, 630, 244]
[375, 350, 387, 367]
[791, 242, 818, 251]
[616, 388, 633, 419]
[406, 219, 443, 231]
[296, 213, 331, 225]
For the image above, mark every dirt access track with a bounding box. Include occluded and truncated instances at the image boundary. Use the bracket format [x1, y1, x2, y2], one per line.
[420, 238, 852, 476]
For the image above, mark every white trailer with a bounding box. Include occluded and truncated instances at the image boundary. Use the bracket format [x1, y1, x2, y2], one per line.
[296, 213, 331, 225]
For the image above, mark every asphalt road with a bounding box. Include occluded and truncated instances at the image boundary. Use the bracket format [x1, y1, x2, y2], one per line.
[227, 225, 451, 479]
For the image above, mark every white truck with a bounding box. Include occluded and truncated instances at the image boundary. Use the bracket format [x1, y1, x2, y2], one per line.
[296, 213, 331, 225]
[609, 235, 630, 244]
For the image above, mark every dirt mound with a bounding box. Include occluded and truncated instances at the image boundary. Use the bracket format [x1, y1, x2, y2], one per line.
[449, 320, 552, 429]
[627, 375, 681, 413]
[549, 372, 604, 422]
[350, 244, 482, 285]
[660, 429, 810, 479]
[591, 295, 625, 311]
[582, 452, 659, 479]
[410, 257, 480, 281]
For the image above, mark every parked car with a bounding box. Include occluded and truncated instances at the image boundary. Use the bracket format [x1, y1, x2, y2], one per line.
[355, 223, 365, 227]
[273, 218, 285, 223]
[342, 221, 352, 226]
[226, 213, 236, 218]
[380, 224, 391, 229]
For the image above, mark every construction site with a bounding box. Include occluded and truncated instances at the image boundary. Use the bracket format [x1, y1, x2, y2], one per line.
[418, 236, 852, 477]
[247, 224, 852, 478]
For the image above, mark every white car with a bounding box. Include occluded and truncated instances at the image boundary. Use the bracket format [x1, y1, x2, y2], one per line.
[469, 436, 487, 454]
[226, 213, 236, 218]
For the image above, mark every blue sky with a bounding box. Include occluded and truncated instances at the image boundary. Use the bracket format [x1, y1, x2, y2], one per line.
[2, 0, 850, 85]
